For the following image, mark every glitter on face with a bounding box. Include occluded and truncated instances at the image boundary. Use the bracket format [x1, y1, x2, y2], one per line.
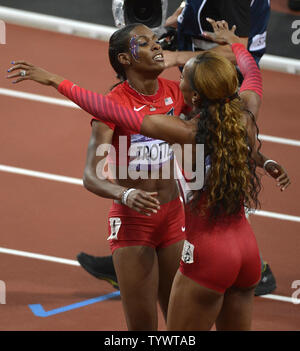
[129, 35, 139, 61]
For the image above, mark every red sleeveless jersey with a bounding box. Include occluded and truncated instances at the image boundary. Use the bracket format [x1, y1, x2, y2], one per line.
[95, 78, 189, 171]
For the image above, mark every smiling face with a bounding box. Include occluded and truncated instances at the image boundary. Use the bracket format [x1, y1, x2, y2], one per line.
[125, 25, 165, 75]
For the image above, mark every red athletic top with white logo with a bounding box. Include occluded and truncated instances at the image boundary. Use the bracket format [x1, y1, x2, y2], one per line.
[95, 78, 189, 170]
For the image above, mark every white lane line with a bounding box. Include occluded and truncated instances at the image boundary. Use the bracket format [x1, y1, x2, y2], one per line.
[253, 210, 300, 223]
[0, 164, 299, 223]
[260, 134, 300, 147]
[260, 294, 300, 305]
[1, 246, 299, 305]
[0, 164, 83, 186]
[0, 5, 116, 41]
[1, 87, 300, 148]
[0, 88, 78, 108]
[0, 247, 79, 266]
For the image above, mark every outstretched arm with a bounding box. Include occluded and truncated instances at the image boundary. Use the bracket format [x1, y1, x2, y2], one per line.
[58, 80, 194, 145]
[7, 61, 194, 145]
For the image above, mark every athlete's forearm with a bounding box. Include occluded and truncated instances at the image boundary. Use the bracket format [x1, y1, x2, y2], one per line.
[57, 80, 144, 133]
[251, 149, 266, 168]
[57, 80, 192, 145]
[164, 50, 198, 68]
[210, 39, 247, 64]
[231, 43, 262, 98]
[83, 169, 126, 201]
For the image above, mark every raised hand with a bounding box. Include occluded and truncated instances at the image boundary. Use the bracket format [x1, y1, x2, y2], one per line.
[203, 18, 240, 46]
[7, 61, 64, 88]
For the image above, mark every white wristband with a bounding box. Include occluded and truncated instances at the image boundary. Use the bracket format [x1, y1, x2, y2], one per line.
[263, 159, 277, 171]
[121, 188, 136, 205]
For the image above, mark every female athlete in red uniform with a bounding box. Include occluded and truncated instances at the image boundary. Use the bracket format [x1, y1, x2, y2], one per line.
[8, 24, 188, 331]
[80, 24, 190, 331]
[8, 21, 290, 330]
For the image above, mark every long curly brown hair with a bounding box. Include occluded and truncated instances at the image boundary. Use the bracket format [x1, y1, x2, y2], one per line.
[189, 52, 261, 218]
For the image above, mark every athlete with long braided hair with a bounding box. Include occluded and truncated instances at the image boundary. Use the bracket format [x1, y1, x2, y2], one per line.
[8, 20, 290, 330]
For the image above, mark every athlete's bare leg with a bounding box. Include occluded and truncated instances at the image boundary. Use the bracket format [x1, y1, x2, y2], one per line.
[215, 285, 257, 330]
[113, 246, 159, 331]
[167, 271, 224, 330]
[156, 240, 184, 321]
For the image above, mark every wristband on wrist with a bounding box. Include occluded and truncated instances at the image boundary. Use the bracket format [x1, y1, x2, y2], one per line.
[263, 159, 277, 171]
[121, 188, 136, 205]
